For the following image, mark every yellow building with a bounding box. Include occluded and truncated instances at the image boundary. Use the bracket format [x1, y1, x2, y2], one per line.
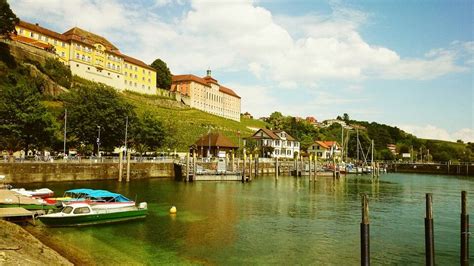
[171, 70, 241, 121]
[13, 20, 156, 94]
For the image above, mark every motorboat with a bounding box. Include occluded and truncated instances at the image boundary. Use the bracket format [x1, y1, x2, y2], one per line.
[38, 202, 148, 227]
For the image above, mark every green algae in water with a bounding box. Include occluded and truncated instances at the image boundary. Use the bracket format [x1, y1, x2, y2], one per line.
[36, 174, 474, 264]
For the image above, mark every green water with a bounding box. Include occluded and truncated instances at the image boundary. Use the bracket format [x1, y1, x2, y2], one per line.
[32, 173, 473, 265]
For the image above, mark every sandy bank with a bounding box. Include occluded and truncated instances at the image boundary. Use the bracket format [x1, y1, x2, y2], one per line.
[0, 220, 71, 265]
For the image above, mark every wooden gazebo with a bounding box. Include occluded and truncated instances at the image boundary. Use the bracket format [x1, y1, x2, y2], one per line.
[193, 132, 238, 157]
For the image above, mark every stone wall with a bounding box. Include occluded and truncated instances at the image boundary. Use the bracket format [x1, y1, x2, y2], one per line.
[0, 162, 174, 184]
[387, 163, 473, 176]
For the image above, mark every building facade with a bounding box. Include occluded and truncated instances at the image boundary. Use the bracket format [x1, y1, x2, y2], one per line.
[13, 20, 156, 95]
[249, 128, 300, 158]
[171, 70, 241, 121]
[307, 141, 341, 160]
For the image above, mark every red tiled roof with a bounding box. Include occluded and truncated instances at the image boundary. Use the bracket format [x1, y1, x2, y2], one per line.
[172, 74, 210, 87]
[203, 75, 218, 84]
[194, 132, 238, 148]
[314, 141, 339, 149]
[63, 27, 118, 50]
[251, 128, 296, 141]
[219, 85, 240, 99]
[11, 35, 52, 49]
[17, 20, 66, 41]
[172, 74, 241, 98]
[122, 54, 155, 71]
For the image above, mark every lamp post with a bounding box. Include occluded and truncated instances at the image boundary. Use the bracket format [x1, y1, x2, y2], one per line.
[63, 109, 67, 157]
[97, 126, 101, 158]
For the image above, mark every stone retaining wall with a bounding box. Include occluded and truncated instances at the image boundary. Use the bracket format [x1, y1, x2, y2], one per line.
[0, 162, 174, 184]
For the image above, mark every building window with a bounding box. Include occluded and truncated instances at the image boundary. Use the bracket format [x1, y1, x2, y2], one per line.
[19, 29, 23, 34]
[117, 75, 120, 78]
[87, 67, 90, 70]
[76, 64, 79, 67]
[61, 52, 65, 57]
[125, 63, 127, 68]
[30, 32, 34, 38]
[142, 85, 144, 89]
[129, 73, 132, 77]
[108, 72, 110, 76]
[134, 74, 137, 79]
[124, 80, 127, 84]
[53, 39, 57, 45]
[134, 82, 137, 87]
[142, 77, 144, 81]
[125, 71, 127, 75]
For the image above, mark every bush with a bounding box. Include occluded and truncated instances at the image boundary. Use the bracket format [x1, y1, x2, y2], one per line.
[44, 58, 72, 89]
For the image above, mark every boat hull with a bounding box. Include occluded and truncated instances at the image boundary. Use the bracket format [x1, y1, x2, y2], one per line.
[38, 209, 148, 227]
[0, 203, 57, 210]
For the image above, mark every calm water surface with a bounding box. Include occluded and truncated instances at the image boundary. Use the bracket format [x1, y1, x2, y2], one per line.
[32, 173, 473, 265]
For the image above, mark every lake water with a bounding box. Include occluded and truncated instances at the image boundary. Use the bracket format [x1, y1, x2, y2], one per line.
[32, 173, 473, 265]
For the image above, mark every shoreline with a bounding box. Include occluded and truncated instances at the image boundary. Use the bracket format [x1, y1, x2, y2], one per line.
[0, 220, 72, 265]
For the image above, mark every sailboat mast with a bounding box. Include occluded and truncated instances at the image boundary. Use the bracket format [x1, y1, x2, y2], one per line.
[356, 129, 359, 162]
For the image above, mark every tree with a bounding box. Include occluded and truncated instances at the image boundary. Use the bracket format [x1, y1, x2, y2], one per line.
[130, 112, 165, 151]
[0, 0, 19, 37]
[267, 112, 285, 130]
[61, 83, 137, 152]
[0, 83, 57, 152]
[150, 58, 171, 90]
[343, 113, 350, 122]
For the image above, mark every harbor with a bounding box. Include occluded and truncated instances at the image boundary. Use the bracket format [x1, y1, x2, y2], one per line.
[3, 172, 471, 265]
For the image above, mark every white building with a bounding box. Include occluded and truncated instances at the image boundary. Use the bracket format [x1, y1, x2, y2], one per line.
[170, 70, 241, 121]
[307, 141, 341, 159]
[249, 128, 300, 158]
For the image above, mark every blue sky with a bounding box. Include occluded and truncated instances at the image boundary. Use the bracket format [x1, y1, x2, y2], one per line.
[10, 0, 473, 142]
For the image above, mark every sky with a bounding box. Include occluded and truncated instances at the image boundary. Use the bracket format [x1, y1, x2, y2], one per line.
[9, 0, 474, 142]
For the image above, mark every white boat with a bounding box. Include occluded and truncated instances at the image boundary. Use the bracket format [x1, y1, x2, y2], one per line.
[39, 202, 148, 227]
[61, 189, 136, 209]
[10, 188, 54, 198]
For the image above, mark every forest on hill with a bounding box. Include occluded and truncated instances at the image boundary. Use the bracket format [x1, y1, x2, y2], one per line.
[264, 112, 473, 162]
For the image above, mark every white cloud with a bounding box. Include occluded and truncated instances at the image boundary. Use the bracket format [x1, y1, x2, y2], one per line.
[10, 0, 470, 83]
[400, 125, 474, 143]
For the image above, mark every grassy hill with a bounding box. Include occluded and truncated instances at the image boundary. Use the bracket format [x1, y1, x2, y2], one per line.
[120, 91, 266, 150]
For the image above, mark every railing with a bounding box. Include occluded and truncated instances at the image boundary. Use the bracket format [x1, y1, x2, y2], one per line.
[0, 155, 177, 164]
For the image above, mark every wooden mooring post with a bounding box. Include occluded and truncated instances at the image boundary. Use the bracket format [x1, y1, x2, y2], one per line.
[425, 193, 435, 266]
[118, 151, 123, 182]
[185, 153, 190, 182]
[461, 191, 469, 266]
[361, 194, 370, 266]
[126, 150, 131, 182]
[309, 154, 313, 182]
[314, 153, 318, 181]
[193, 152, 196, 182]
[242, 153, 246, 183]
[275, 157, 279, 181]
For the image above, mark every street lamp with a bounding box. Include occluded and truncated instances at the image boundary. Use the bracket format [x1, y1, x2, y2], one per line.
[97, 126, 101, 158]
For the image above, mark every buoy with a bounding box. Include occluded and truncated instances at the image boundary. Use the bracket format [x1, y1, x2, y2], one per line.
[169, 206, 177, 214]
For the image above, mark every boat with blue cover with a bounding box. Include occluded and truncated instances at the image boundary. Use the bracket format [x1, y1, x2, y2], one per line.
[38, 202, 148, 227]
[46, 189, 136, 209]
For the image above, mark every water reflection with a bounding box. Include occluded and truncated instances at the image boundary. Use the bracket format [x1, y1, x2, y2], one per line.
[23, 173, 474, 265]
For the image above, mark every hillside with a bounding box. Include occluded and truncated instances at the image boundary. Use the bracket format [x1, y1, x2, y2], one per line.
[0, 39, 266, 152]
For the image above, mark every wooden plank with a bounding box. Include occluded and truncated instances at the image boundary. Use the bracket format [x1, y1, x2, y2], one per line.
[0, 207, 33, 218]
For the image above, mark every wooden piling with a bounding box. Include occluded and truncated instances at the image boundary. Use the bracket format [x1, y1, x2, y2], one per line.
[275, 157, 279, 181]
[232, 153, 235, 172]
[118, 151, 123, 182]
[249, 154, 253, 181]
[425, 193, 435, 266]
[193, 152, 196, 182]
[315, 153, 318, 181]
[242, 153, 246, 183]
[185, 153, 190, 182]
[126, 150, 131, 182]
[461, 191, 469, 266]
[360, 194, 370, 266]
[309, 154, 313, 182]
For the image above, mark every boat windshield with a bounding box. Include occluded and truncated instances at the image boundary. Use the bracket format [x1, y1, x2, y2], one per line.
[62, 206, 73, 214]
